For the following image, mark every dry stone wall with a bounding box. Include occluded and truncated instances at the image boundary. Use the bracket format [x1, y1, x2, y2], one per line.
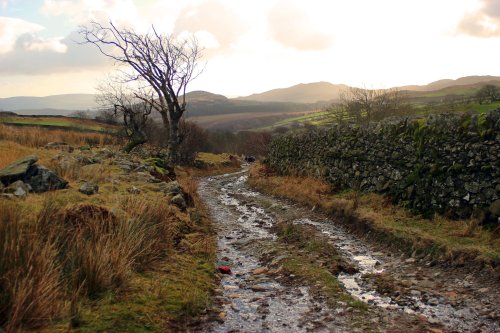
[267, 110, 500, 219]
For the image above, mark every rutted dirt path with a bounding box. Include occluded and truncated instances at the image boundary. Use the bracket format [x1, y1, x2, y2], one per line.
[198, 170, 499, 333]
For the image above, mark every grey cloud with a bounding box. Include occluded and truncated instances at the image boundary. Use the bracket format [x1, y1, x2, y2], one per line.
[483, 0, 500, 18]
[0, 31, 111, 74]
[268, 1, 333, 51]
[458, 0, 500, 37]
[173, 0, 248, 50]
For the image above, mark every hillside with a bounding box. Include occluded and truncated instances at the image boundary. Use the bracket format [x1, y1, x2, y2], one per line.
[0, 93, 98, 111]
[2, 75, 500, 131]
[401, 75, 500, 92]
[235, 82, 349, 103]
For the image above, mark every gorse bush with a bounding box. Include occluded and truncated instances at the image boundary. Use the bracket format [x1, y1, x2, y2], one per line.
[0, 194, 182, 331]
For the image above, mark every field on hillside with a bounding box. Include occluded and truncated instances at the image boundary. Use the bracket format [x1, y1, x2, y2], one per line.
[0, 115, 117, 132]
[187, 110, 318, 131]
[266, 100, 500, 129]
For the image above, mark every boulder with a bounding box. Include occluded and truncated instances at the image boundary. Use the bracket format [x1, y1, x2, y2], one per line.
[170, 194, 187, 209]
[4, 180, 31, 197]
[96, 148, 115, 158]
[0, 155, 38, 184]
[25, 165, 68, 192]
[159, 181, 182, 194]
[79, 182, 99, 195]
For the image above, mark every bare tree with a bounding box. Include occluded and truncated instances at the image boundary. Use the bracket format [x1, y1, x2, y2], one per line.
[96, 80, 153, 152]
[336, 87, 411, 123]
[79, 21, 203, 164]
[475, 84, 498, 104]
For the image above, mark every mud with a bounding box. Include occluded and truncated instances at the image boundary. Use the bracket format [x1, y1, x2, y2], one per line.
[199, 169, 499, 333]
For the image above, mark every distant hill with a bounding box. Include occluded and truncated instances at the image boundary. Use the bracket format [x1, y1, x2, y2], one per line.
[2, 75, 500, 131]
[401, 76, 500, 92]
[5, 108, 92, 117]
[0, 94, 97, 111]
[235, 82, 349, 103]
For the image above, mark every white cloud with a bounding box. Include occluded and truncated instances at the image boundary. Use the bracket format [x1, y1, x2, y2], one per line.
[24, 37, 68, 53]
[0, 17, 44, 53]
[41, 0, 141, 27]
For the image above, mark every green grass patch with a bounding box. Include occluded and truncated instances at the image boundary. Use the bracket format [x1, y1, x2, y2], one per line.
[71, 253, 215, 333]
[0, 116, 114, 132]
[282, 257, 367, 310]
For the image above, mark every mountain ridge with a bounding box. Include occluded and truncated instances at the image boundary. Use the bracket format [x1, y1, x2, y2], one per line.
[2, 75, 500, 112]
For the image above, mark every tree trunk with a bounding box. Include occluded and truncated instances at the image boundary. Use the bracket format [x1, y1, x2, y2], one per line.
[123, 132, 147, 153]
[167, 118, 180, 164]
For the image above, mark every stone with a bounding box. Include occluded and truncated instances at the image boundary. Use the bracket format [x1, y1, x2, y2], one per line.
[0, 155, 38, 184]
[464, 182, 480, 194]
[45, 142, 74, 152]
[252, 267, 268, 275]
[5, 180, 31, 197]
[160, 181, 182, 194]
[170, 194, 186, 209]
[79, 182, 99, 195]
[96, 148, 114, 158]
[0, 181, 4, 191]
[128, 186, 141, 194]
[489, 199, 500, 216]
[24, 165, 68, 192]
[250, 285, 268, 292]
[76, 155, 100, 165]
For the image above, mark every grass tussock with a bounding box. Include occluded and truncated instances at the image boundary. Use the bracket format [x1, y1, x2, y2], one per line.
[0, 201, 63, 331]
[0, 193, 184, 331]
[249, 163, 500, 268]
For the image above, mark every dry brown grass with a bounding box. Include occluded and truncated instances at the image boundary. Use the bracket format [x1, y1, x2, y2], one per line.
[248, 163, 500, 268]
[0, 123, 114, 149]
[0, 201, 64, 331]
[0, 192, 184, 330]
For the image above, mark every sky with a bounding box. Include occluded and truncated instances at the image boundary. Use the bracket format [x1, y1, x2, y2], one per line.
[0, 0, 499, 98]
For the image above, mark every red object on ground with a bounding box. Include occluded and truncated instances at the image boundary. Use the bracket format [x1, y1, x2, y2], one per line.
[218, 266, 231, 274]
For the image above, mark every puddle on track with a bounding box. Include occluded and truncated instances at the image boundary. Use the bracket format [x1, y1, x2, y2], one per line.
[199, 170, 499, 333]
[199, 171, 337, 332]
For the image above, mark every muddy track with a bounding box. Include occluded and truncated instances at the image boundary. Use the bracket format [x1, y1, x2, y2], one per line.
[198, 169, 499, 333]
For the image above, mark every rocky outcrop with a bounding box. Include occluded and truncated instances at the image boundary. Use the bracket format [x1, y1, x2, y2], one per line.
[79, 182, 99, 195]
[267, 110, 500, 219]
[25, 165, 68, 192]
[0, 155, 68, 195]
[0, 155, 38, 183]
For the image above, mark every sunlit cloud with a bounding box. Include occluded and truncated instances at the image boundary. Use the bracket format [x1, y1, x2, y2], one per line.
[173, 0, 249, 52]
[24, 36, 67, 53]
[268, 0, 334, 51]
[458, 0, 500, 37]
